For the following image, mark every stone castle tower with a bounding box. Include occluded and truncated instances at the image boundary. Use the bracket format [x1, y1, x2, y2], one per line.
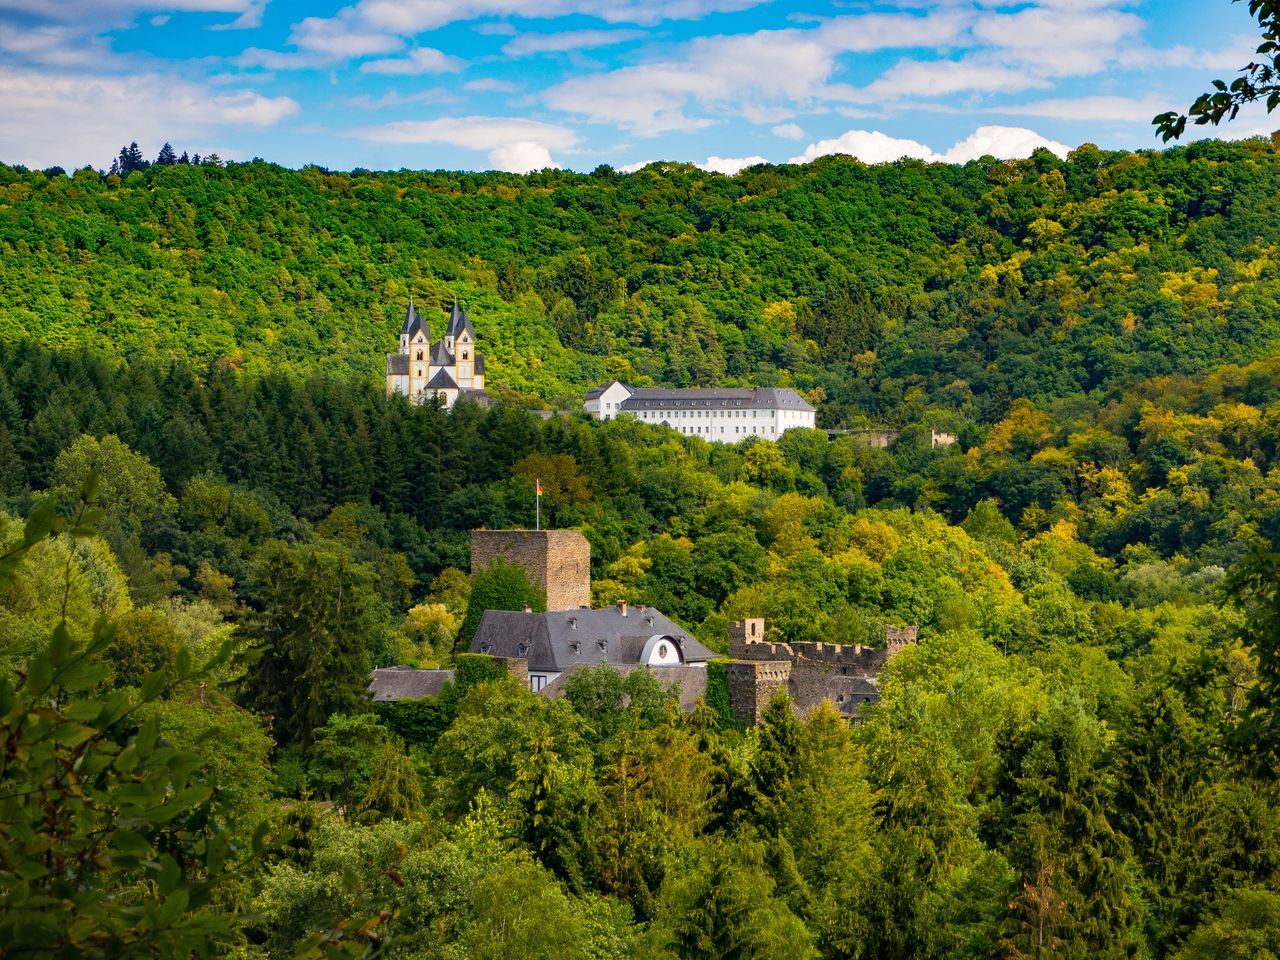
[386, 300, 488, 409]
[470, 529, 591, 611]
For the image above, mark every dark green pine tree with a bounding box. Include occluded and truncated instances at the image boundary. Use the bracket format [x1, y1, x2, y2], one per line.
[1000, 694, 1144, 960]
[1114, 662, 1227, 954]
[238, 540, 385, 747]
[116, 141, 148, 175]
[155, 142, 178, 166]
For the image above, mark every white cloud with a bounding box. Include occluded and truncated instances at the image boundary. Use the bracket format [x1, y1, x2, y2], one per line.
[503, 28, 646, 57]
[259, 0, 768, 65]
[699, 154, 767, 174]
[0, 0, 264, 27]
[990, 95, 1171, 123]
[465, 78, 521, 92]
[0, 65, 298, 168]
[789, 124, 1068, 165]
[943, 125, 1069, 162]
[772, 122, 805, 139]
[345, 114, 578, 171]
[361, 47, 465, 74]
[864, 58, 1050, 98]
[543, 10, 971, 134]
[488, 140, 559, 171]
[618, 160, 653, 172]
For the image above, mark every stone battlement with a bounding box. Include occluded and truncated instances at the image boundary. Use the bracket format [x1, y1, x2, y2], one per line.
[725, 618, 919, 724]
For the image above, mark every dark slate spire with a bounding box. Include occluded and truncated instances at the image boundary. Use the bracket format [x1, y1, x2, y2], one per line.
[401, 298, 426, 339]
[446, 299, 476, 341]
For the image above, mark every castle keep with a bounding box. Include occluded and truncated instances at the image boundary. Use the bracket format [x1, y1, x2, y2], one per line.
[470, 529, 592, 612]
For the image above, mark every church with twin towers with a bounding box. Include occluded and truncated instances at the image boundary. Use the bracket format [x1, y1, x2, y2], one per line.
[385, 300, 490, 409]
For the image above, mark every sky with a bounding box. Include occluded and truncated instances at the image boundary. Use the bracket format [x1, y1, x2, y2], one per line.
[0, 0, 1274, 175]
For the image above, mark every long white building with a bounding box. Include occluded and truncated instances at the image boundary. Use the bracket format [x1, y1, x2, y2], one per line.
[584, 381, 816, 442]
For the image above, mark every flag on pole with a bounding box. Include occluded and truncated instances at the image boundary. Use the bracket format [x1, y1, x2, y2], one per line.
[535, 478, 542, 530]
[536, 479, 542, 496]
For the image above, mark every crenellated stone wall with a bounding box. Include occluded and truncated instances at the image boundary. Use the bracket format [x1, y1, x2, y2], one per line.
[725, 620, 919, 724]
[725, 660, 792, 726]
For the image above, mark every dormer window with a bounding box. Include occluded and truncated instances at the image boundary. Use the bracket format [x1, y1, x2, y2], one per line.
[596, 639, 608, 652]
[570, 640, 581, 654]
[479, 641, 491, 654]
[516, 642, 528, 656]
[568, 617, 577, 628]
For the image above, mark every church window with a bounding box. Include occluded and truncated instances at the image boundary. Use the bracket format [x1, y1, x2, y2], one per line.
[416, 350, 423, 360]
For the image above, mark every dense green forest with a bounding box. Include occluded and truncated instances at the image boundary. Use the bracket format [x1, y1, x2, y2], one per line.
[3, 137, 1280, 418]
[4, 137, 1280, 958]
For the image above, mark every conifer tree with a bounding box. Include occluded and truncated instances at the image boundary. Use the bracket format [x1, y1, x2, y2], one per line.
[238, 540, 384, 746]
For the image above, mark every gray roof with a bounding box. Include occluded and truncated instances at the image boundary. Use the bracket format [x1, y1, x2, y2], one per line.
[386, 353, 409, 375]
[540, 662, 709, 712]
[426, 367, 458, 390]
[401, 300, 427, 339]
[429, 340, 454, 366]
[619, 386, 814, 413]
[585, 380, 627, 401]
[368, 667, 455, 702]
[447, 301, 477, 341]
[474, 353, 486, 375]
[471, 605, 716, 673]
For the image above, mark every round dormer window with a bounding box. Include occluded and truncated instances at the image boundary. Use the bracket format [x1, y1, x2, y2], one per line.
[657, 643, 669, 660]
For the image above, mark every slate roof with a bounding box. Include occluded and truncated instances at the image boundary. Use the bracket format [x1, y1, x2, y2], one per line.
[401, 300, 427, 339]
[429, 340, 454, 366]
[447, 301, 477, 341]
[426, 368, 458, 390]
[471, 605, 716, 674]
[368, 666, 455, 702]
[585, 380, 628, 401]
[386, 353, 409, 375]
[474, 354, 486, 376]
[619, 386, 814, 413]
[541, 662, 709, 712]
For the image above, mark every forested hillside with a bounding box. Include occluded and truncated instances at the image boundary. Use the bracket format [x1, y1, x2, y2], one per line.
[5, 138, 1280, 959]
[3, 137, 1280, 418]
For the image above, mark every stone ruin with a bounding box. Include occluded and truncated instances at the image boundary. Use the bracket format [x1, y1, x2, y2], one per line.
[724, 618, 919, 726]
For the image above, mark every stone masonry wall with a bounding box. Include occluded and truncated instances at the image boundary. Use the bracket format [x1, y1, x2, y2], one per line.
[725, 660, 792, 726]
[470, 529, 591, 611]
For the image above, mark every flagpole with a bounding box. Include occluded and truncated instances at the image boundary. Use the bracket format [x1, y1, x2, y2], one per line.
[536, 478, 541, 531]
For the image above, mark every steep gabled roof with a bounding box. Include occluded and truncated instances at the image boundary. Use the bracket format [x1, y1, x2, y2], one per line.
[446, 300, 476, 342]
[426, 367, 459, 390]
[386, 353, 409, 375]
[429, 339, 454, 366]
[585, 380, 630, 401]
[401, 299, 427, 340]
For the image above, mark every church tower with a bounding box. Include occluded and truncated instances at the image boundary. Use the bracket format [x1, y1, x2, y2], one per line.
[386, 298, 430, 400]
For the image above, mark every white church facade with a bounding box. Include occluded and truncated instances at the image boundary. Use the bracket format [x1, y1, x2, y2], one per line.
[584, 382, 816, 442]
[386, 300, 489, 409]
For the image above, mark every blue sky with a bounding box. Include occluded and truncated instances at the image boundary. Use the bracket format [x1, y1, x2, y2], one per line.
[0, 0, 1272, 174]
